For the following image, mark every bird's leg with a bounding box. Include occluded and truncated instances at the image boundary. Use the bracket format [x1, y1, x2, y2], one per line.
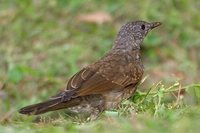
[87, 108, 100, 121]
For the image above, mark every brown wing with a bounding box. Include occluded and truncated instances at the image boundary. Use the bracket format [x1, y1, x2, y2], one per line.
[52, 66, 133, 101]
[76, 69, 124, 96]
[67, 67, 125, 96]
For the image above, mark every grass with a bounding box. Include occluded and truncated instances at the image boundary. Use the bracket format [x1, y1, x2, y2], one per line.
[0, 0, 200, 132]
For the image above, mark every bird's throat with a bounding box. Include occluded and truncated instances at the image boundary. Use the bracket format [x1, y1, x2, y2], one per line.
[112, 41, 141, 52]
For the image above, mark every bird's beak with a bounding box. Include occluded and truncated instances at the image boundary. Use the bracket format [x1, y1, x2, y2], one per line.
[150, 22, 162, 29]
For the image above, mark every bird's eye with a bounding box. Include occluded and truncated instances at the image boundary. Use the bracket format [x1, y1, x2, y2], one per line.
[141, 24, 145, 30]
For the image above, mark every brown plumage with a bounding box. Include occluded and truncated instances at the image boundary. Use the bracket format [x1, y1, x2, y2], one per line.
[19, 21, 161, 120]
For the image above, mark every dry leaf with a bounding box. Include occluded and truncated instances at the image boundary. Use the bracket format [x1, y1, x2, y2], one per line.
[77, 11, 112, 24]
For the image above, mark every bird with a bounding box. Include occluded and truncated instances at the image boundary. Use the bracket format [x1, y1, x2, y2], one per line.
[19, 20, 161, 120]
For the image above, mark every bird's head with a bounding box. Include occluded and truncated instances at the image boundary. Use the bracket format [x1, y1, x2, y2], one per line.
[114, 21, 161, 50]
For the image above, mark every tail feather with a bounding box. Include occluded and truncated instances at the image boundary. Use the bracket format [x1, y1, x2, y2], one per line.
[19, 98, 81, 115]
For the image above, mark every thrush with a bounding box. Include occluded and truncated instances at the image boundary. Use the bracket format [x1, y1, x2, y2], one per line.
[19, 20, 161, 120]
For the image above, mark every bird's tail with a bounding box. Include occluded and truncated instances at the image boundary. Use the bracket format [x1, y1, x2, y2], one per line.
[19, 97, 80, 115]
